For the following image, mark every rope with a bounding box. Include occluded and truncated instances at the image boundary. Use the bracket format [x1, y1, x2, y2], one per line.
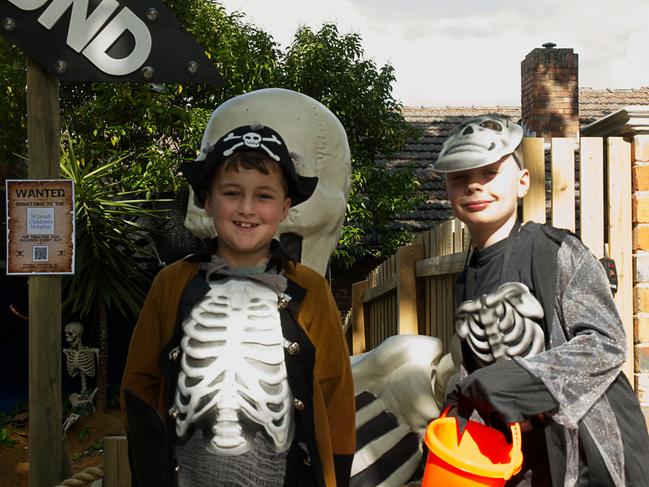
[53, 465, 104, 487]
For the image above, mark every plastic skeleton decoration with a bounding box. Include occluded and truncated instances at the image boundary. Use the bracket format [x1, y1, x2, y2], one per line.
[171, 279, 293, 455]
[63, 322, 99, 396]
[349, 335, 450, 487]
[62, 322, 99, 431]
[456, 282, 545, 367]
[183, 88, 352, 277]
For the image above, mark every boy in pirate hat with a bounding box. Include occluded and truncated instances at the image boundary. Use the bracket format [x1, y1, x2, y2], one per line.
[435, 114, 649, 486]
[121, 122, 355, 487]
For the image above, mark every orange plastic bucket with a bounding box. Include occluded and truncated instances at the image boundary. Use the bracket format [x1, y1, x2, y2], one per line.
[422, 409, 523, 487]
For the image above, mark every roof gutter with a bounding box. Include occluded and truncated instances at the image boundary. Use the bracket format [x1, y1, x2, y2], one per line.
[581, 105, 649, 137]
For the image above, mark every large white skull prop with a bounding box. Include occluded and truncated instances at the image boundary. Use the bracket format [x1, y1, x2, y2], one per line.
[183, 88, 351, 276]
[433, 114, 523, 173]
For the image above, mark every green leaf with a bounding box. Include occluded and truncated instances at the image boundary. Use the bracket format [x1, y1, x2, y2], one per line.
[60, 133, 165, 326]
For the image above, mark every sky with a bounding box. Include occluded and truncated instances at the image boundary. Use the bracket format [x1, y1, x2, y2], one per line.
[219, 0, 649, 107]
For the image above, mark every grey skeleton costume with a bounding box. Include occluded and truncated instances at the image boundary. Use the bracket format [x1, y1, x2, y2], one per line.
[434, 115, 649, 486]
[453, 222, 649, 486]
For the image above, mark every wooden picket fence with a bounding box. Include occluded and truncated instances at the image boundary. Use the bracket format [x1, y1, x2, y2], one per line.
[350, 136, 634, 380]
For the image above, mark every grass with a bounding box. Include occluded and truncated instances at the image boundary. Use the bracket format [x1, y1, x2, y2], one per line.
[0, 413, 17, 448]
[72, 438, 104, 460]
[78, 425, 91, 443]
[0, 428, 17, 448]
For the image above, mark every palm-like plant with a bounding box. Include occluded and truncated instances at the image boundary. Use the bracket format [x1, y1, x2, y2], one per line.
[60, 134, 169, 410]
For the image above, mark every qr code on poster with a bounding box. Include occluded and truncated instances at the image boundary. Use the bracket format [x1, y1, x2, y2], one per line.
[33, 246, 49, 262]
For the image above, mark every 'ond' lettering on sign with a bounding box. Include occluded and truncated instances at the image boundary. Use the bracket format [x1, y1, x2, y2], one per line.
[9, 0, 151, 76]
[0, 0, 222, 83]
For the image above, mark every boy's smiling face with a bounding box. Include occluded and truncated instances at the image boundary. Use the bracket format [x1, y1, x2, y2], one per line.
[205, 162, 291, 267]
[445, 155, 529, 248]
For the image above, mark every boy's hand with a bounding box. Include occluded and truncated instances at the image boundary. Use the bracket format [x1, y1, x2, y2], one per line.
[444, 359, 558, 425]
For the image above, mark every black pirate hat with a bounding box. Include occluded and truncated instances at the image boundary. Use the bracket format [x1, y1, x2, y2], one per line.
[181, 124, 318, 207]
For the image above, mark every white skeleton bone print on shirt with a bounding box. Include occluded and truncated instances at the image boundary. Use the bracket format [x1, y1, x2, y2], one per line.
[173, 278, 293, 456]
[456, 282, 546, 367]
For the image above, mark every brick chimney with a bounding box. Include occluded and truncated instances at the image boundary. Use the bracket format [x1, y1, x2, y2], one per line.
[521, 43, 579, 139]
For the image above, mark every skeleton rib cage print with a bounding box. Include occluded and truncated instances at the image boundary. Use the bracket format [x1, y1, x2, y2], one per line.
[172, 278, 294, 456]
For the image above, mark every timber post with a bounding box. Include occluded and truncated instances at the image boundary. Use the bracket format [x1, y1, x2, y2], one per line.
[26, 56, 64, 487]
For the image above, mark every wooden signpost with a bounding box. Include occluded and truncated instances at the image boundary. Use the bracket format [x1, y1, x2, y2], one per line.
[1, 0, 221, 484]
[26, 57, 66, 486]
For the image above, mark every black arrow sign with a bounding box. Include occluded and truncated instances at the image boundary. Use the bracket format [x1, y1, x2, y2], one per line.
[1, 0, 223, 84]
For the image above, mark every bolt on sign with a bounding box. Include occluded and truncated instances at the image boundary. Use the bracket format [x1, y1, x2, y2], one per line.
[0, 0, 222, 83]
[6, 180, 75, 275]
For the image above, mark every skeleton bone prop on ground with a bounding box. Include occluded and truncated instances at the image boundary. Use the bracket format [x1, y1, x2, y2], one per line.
[62, 322, 99, 431]
[349, 334, 460, 487]
[183, 88, 351, 277]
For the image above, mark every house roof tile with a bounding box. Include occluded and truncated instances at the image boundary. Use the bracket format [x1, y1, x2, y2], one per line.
[579, 87, 649, 125]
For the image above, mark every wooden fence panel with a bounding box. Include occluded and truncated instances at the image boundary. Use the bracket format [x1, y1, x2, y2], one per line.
[397, 243, 424, 334]
[551, 138, 576, 232]
[436, 220, 453, 256]
[522, 137, 546, 223]
[415, 219, 468, 353]
[362, 241, 424, 348]
[580, 138, 605, 257]
[608, 138, 633, 381]
[444, 275, 454, 353]
[462, 224, 471, 252]
[423, 227, 436, 340]
[453, 219, 463, 252]
[435, 275, 454, 353]
[432, 277, 441, 349]
[370, 305, 376, 350]
[424, 278, 434, 338]
[104, 436, 131, 487]
[351, 280, 368, 354]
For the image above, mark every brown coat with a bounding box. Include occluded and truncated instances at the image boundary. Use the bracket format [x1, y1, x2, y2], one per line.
[121, 256, 355, 486]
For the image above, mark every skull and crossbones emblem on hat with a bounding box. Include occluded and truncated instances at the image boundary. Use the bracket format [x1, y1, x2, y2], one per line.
[222, 129, 282, 161]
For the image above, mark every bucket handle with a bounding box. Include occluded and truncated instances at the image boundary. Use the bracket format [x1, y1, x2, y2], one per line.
[438, 407, 523, 480]
[505, 421, 522, 479]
